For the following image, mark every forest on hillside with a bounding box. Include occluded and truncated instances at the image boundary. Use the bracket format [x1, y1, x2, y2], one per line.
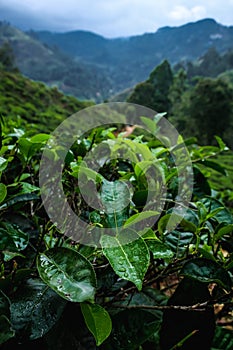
[0, 39, 233, 350]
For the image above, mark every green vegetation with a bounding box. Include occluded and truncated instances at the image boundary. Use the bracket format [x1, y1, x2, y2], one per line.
[0, 24, 233, 349]
[0, 111, 232, 349]
[176, 47, 233, 79]
[0, 21, 113, 101]
[0, 69, 92, 132]
[127, 60, 173, 113]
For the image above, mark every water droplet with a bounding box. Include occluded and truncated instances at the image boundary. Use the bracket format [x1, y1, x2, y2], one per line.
[124, 272, 129, 278]
[118, 267, 126, 272]
[118, 257, 125, 265]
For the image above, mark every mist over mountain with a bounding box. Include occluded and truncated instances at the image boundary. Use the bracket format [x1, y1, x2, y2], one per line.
[33, 19, 233, 89]
[1, 18, 233, 100]
[0, 21, 113, 101]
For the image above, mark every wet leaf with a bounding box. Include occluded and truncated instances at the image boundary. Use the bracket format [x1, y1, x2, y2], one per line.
[10, 278, 66, 340]
[100, 179, 130, 228]
[181, 258, 232, 291]
[37, 247, 97, 302]
[164, 230, 194, 258]
[101, 229, 150, 290]
[124, 210, 160, 230]
[146, 240, 174, 259]
[0, 224, 29, 251]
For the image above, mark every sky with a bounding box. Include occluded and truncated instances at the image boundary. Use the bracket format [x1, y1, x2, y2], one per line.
[1, 0, 233, 37]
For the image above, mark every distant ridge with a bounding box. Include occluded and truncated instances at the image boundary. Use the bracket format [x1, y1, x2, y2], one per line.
[33, 18, 233, 92]
[1, 18, 233, 99]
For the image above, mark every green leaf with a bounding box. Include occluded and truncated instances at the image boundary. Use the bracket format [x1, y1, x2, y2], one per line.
[124, 139, 153, 160]
[214, 224, 233, 242]
[134, 161, 165, 181]
[2, 251, 25, 261]
[0, 224, 29, 251]
[0, 157, 7, 172]
[164, 230, 194, 258]
[180, 258, 232, 291]
[170, 207, 199, 227]
[18, 138, 40, 160]
[100, 179, 131, 214]
[72, 164, 103, 184]
[212, 326, 233, 350]
[124, 210, 160, 229]
[199, 197, 233, 224]
[158, 213, 197, 234]
[0, 183, 7, 204]
[10, 278, 66, 340]
[146, 240, 174, 259]
[18, 182, 40, 194]
[30, 133, 50, 143]
[81, 303, 112, 346]
[0, 315, 15, 345]
[100, 179, 130, 228]
[141, 116, 157, 134]
[206, 207, 225, 220]
[198, 159, 227, 175]
[215, 136, 229, 151]
[37, 247, 97, 302]
[101, 229, 150, 290]
[0, 193, 39, 209]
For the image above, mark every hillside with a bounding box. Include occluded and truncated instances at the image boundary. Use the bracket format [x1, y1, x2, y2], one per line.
[34, 18, 233, 92]
[0, 21, 113, 101]
[0, 68, 92, 132]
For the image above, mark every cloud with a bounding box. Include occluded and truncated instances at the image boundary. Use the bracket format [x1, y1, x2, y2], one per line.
[168, 5, 206, 22]
[0, 0, 232, 37]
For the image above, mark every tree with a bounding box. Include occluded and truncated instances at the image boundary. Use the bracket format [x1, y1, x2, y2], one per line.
[127, 60, 173, 113]
[189, 78, 233, 144]
[0, 42, 18, 72]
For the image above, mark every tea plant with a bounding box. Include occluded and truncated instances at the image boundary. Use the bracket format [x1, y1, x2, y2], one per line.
[0, 115, 232, 349]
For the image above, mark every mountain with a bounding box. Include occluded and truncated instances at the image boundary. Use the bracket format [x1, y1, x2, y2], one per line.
[34, 19, 233, 92]
[1, 19, 233, 101]
[0, 21, 113, 101]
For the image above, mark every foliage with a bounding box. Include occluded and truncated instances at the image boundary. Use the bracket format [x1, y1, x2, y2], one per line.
[176, 48, 233, 80]
[188, 78, 233, 145]
[0, 42, 18, 72]
[0, 69, 93, 132]
[127, 60, 173, 113]
[0, 112, 232, 349]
